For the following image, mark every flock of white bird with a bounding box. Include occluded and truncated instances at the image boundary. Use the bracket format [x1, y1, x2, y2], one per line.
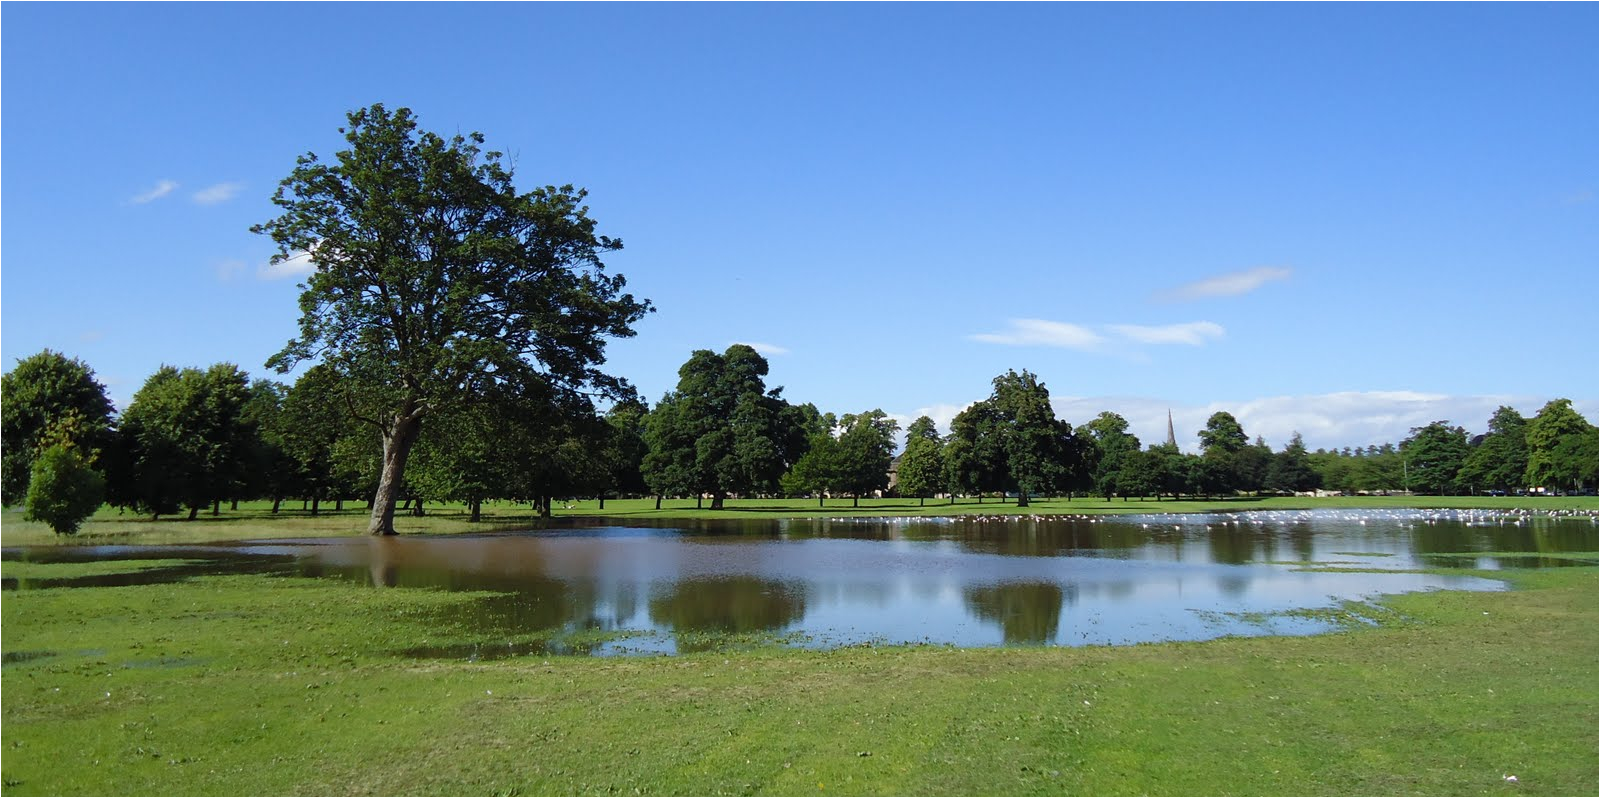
[818, 507, 1600, 527]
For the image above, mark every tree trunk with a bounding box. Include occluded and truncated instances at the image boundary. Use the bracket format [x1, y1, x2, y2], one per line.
[977, 493, 984, 504]
[469, 499, 481, 523]
[412, 500, 425, 517]
[1017, 490, 1030, 508]
[818, 495, 824, 507]
[271, 498, 281, 514]
[212, 499, 220, 516]
[367, 411, 423, 536]
[598, 495, 606, 510]
[312, 496, 322, 516]
[336, 498, 344, 512]
[852, 494, 859, 508]
[919, 496, 925, 506]
[538, 496, 552, 518]
[710, 492, 724, 511]
[230, 499, 238, 511]
[654, 495, 662, 510]
[696, 495, 703, 510]
[187, 506, 199, 521]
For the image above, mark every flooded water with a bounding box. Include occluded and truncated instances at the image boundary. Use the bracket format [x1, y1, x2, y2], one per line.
[5, 509, 1595, 656]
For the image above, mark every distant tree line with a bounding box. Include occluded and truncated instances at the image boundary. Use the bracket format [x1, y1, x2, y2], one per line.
[7, 345, 1595, 535]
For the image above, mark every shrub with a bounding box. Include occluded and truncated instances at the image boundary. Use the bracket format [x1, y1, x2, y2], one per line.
[24, 444, 104, 534]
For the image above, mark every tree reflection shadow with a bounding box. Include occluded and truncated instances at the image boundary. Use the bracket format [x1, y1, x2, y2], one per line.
[963, 581, 1064, 644]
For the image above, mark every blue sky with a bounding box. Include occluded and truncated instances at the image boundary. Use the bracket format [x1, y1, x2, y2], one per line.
[3, 3, 1595, 452]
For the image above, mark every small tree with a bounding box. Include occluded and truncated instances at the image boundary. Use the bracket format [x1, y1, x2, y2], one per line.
[2, 350, 115, 503]
[896, 416, 946, 506]
[24, 443, 105, 535]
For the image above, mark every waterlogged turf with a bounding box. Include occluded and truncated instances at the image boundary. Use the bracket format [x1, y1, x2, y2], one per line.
[0, 561, 1593, 795]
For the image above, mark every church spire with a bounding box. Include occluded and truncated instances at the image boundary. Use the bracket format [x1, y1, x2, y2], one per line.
[1165, 410, 1177, 449]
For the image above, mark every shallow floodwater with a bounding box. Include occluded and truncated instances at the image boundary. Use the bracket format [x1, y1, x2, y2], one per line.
[5, 509, 1595, 656]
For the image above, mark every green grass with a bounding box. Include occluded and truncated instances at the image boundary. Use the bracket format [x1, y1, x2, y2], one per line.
[4, 493, 1595, 547]
[2, 559, 1594, 795]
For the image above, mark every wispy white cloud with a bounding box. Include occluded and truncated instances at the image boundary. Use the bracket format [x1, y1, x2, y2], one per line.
[192, 182, 244, 205]
[1159, 266, 1291, 302]
[260, 250, 316, 280]
[734, 341, 790, 356]
[970, 319, 1106, 351]
[1107, 321, 1224, 346]
[215, 259, 248, 282]
[972, 318, 1225, 351]
[129, 179, 178, 204]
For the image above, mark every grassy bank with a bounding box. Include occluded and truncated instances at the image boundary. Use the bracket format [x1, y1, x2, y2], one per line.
[4, 493, 1596, 547]
[1, 558, 1595, 795]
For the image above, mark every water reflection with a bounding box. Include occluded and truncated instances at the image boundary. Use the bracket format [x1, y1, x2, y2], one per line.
[4, 509, 1593, 655]
[963, 582, 1063, 644]
[648, 577, 806, 652]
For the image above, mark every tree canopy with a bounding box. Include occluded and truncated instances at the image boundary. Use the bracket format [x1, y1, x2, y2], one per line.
[253, 104, 650, 534]
[641, 345, 804, 509]
[2, 350, 115, 503]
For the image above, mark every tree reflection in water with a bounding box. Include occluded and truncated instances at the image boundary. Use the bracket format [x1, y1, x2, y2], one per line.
[963, 581, 1064, 644]
[648, 577, 807, 651]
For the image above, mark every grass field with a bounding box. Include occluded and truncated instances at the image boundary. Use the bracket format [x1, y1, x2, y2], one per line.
[1, 556, 1594, 795]
[3, 493, 1596, 547]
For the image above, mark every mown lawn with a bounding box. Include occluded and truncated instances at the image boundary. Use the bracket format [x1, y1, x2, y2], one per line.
[3, 492, 1595, 547]
[1, 558, 1594, 796]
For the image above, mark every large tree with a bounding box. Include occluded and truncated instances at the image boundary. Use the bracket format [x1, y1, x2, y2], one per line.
[834, 410, 900, 507]
[1197, 411, 1248, 494]
[1400, 421, 1470, 495]
[640, 345, 801, 509]
[2, 350, 115, 503]
[1457, 406, 1528, 494]
[1524, 399, 1598, 493]
[1084, 411, 1139, 500]
[944, 400, 1007, 502]
[115, 364, 257, 519]
[253, 104, 649, 535]
[1264, 432, 1321, 494]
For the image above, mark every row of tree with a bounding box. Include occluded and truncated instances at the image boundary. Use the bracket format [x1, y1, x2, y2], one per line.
[10, 343, 1594, 536]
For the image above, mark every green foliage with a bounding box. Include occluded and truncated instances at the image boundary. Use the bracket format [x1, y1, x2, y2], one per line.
[641, 346, 802, 508]
[988, 370, 1067, 505]
[1197, 411, 1247, 456]
[895, 416, 946, 503]
[1233, 437, 1273, 494]
[601, 400, 651, 499]
[1, 350, 114, 503]
[834, 410, 900, 505]
[944, 400, 1007, 499]
[1525, 399, 1598, 492]
[781, 431, 840, 500]
[114, 364, 258, 518]
[1264, 432, 1322, 494]
[1401, 421, 1471, 495]
[278, 365, 365, 506]
[1085, 411, 1139, 499]
[22, 443, 105, 534]
[253, 103, 649, 533]
[1458, 406, 1529, 493]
